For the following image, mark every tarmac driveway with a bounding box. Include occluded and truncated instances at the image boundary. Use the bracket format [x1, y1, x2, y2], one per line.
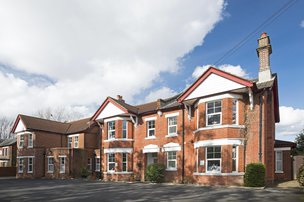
[0, 178, 303, 202]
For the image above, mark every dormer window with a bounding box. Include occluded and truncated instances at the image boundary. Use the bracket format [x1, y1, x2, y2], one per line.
[108, 121, 115, 139]
[206, 100, 222, 126]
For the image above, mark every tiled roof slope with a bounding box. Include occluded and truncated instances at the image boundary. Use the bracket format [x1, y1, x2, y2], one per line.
[0, 138, 16, 147]
[15, 115, 93, 134]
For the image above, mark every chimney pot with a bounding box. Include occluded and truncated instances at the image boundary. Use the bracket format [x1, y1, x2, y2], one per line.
[117, 95, 124, 102]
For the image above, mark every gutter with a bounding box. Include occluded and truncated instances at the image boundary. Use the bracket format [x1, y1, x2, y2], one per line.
[258, 89, 266, 162]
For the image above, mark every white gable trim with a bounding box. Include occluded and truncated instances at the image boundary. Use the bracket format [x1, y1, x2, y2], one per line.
[15, 120, 27, 133]
[198, 93, 243, 104]
[194, 138, 244, 148]
[96, 102, 125, 120]
[104, 148, 133, 153]
[162, 142, 181, 152]
[186, 74, 246, 100]
[143, 144, 160, 153]
[16, 131, 32, 136]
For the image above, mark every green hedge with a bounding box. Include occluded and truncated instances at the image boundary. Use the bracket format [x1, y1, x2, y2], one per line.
[297, 164, 304, 186]
[244, 163, 265, 187]
[145, 164, 165, 183]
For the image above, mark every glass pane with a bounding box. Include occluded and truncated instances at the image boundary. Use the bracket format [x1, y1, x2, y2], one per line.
[215, 146, 221, 152]
[168, 161, 176, 168]
[109, 163, 115, 171]
[207, 160, 220, 172]
[232, 159, 236, 172]
[215, 101, 221, 107]
[207, 102, 213, 109]
[169, 126, 177, 134]
[149, 129, 155, 137]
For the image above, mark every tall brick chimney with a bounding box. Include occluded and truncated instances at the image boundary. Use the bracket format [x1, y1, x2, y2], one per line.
[257, 32, 272, 83]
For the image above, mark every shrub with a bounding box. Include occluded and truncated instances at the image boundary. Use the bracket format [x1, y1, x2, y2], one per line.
[244, 163, 265, 187]
[145, 163, 165, 183]
[80, 167, 90, 178]
[297, 164, 304, 186]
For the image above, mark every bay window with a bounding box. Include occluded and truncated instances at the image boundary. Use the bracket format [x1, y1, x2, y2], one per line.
[18, 158, 24, 173]
[206, 101, 222, 126]
[48, 157, 54, 173]
[122, 120, 127, 139]
[60, 157, 66, 173]
[28, 157, 33, 173]
[108, 153, 115, 172]
[108, 121, 115, 139]
[28, 134, 33, 148]
[206, 146, 221, 173]
[122, 153, 127, 172]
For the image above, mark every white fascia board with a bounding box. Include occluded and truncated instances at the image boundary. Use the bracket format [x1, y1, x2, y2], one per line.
[104, 148, 133, 153]
[165, 112, 180, 118]
[198, 93, 243, 104]
[17, 156, 35, 158]
[194, 138, 244, 148]
[58, 155, 67, 158]
[144, 116, 157, 122]
[15, 131, 32, 136]
[274, 147, 291, 151]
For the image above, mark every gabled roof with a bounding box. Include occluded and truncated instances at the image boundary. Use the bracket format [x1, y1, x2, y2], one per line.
[91, 97, 133, 120]
[11, 114, 93, 135]
[0, 138, 16, 147]
[177, 67, 253, 102]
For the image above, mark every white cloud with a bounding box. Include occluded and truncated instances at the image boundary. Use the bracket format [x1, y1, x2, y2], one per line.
[143, 87, 178, 103]
[300, 20, 304, 28]
[192, 64, 248, 79]
[276, 106, 304, 141]
[0, 0, 225, 118]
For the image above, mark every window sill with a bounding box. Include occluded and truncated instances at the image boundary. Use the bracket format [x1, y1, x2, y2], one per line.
[145, 137, 156, 140]
[193, 172, 244, 176]
[103, 171, 133, 175]
[47, 171, 54, 174]
[28, 146, 33, 148]
[193, 125, 245, 133]
[60, 172, 65, 174]
[104, 139, 134, 142]
[166, 134, 178, 138]
[27, 172, 33, 174]
[166, 168, 177, 172]
[275, 171, 284, 174]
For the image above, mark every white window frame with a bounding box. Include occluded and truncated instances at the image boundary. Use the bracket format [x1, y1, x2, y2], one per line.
[19, 135, 24, 148]
[206, 146, 221, 173]
[167, 116, 177, 136]
[147, 120, 155, 138]
[28, 157, 33, 173]
[68, 137, 72, 148]
[108, 121, 116, 140]
[275, 151, 283, 173]
[47, 157, 54, 173]
[206, 100, 222, 126]
[232, 145, 238, 173]
[232, 99, 238, 125]
[28, 133, 33, 148]
[95, 157, 100, 172]
[74, 136, 79, 148]
[167, 151, 177, 171]
[107, 153, 115, 172]
[59, 157, 66, 174]
[122, 153, 127, 172]
[18, 158, 24, 173]
[122, 120, 128, 139]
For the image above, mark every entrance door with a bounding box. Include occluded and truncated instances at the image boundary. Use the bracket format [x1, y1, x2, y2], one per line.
[147, 153, 158, 166]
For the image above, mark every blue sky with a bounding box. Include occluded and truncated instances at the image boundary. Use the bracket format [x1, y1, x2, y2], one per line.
[0, 0, 303, 141]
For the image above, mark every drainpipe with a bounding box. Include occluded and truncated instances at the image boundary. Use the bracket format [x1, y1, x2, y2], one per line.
[182, 106, 185, 184]
[258, 91, 265, 162]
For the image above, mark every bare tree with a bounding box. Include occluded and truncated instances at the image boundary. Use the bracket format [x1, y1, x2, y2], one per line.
[0, 117, 14, 139]
[35, 107, 83, 122]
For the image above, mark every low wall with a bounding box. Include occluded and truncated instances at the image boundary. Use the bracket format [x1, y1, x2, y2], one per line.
[0, 167, 16, 177]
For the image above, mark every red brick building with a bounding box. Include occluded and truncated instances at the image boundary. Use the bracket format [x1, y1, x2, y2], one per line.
[0, 138, 17, 167]
[11, 33, 286, 185]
